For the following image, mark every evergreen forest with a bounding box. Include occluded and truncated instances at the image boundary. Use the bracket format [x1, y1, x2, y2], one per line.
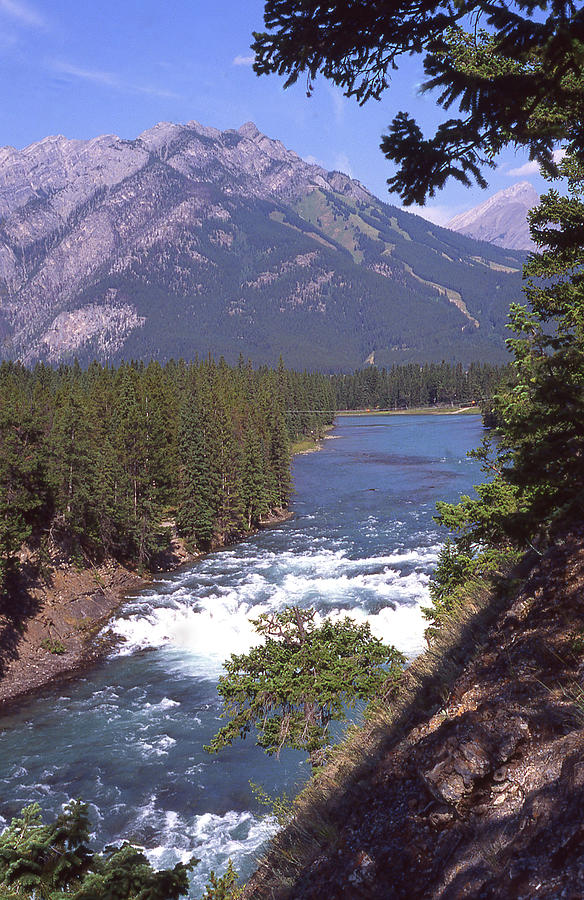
[332, 361, 504, 410]
[0, 355, 508, 595]
[0, 357, 336, 592]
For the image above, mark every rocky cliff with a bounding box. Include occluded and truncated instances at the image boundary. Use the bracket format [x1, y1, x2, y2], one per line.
[0, 121, 525, 368]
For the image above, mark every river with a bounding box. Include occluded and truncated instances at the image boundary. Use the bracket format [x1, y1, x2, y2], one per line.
[0, 413, 484, 895]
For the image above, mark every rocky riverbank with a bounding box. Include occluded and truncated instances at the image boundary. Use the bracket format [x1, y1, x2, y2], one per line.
[0, 559, 145, 712]
[245, 527, 584, 899]
[0, 509, 292, 713]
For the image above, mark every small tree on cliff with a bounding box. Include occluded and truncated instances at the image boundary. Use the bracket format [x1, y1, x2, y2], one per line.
[205, 606, 404, 767]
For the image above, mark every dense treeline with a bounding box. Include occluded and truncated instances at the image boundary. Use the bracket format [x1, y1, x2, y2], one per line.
[0, 357, 335, 589]
[333, 362, 506, 410]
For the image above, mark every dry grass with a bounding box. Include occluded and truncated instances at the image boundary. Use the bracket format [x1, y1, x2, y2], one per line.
[243, 553, 533, 899]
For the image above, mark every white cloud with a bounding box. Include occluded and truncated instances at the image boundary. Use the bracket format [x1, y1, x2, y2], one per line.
[233, 54, 254, 66]
[333, 152, 353, 177]
[507, 159, 540, 177]
[303, 154, 323, 167]
[400, 204, 462, 226]
[327, 84, 346, 125]
[507, 148, 566, 177]
[0, 0, 46, 28]
[51, 60, 180, 99]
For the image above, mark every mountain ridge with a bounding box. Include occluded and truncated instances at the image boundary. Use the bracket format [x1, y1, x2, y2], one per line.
[0, 120, 526, 369]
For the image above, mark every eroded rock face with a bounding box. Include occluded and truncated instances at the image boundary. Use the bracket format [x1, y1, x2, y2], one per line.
[39, 300, 145, 360]
[421, 711, 530, 806]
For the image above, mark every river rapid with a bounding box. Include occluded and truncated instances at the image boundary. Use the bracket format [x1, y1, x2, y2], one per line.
[0, 413, 484, 895]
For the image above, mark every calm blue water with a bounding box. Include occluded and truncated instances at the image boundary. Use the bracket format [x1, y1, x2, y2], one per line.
[0, 414, 483, 894]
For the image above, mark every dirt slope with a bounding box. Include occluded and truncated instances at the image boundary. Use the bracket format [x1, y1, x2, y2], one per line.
[247, 528, 584, 899]
[0, 559, 144, 711]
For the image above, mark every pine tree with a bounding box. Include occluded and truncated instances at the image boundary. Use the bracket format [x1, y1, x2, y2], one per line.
[494, 155, 584, 540]
[49, 377, 97, 549]
[113, 365, 157, 564]
[212, 396, 245, 541]
[0, 801, 195, 899]
[267, 410, 291, 508]
[0, 373, 49, 590]
[205, 606, 404, 767]
[177, 390, 220, 547]
[241, 419, 270, 529]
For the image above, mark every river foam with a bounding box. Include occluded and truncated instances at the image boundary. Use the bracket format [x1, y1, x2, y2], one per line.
[146, 807, 279, 893]
[106, 542, 440, 669]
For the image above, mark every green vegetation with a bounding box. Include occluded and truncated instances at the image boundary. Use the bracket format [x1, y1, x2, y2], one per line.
[200, 861, 242, 900]
[0, 801, 244, 899]
[290, 435, 321, 454]
[205, 606, 404, 767]
[427, 153, 584, 631]
[0, 357, 335, 595]
[0, 801, 195, 899]
[40, 638, 66, 655]
[332, 361, 505, 410]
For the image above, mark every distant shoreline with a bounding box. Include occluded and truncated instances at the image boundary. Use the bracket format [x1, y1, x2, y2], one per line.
[337, 405, 481, 416]
[291, 424, 335, 455]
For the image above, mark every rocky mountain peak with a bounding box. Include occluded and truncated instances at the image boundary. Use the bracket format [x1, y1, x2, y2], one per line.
[447, 181, 540, 251]
[138, 121, 187, 150]
[184, 120, 222, 140]
[238, 121, 261, 140]
[504, 180, 540, 199]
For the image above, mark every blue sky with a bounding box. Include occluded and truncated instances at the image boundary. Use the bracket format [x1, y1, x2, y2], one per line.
[0, 0, 561, 223]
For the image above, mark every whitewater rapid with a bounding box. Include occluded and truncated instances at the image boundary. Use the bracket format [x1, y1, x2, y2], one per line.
[109, 541, 441, 672]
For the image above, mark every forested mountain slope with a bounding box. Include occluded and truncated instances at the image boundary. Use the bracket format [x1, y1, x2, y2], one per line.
[0, 121, 524, 369]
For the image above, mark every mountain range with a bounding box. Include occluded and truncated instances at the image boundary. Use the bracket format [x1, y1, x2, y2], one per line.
[447, 181, 539, 251]
[0, 121, 527, 369]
